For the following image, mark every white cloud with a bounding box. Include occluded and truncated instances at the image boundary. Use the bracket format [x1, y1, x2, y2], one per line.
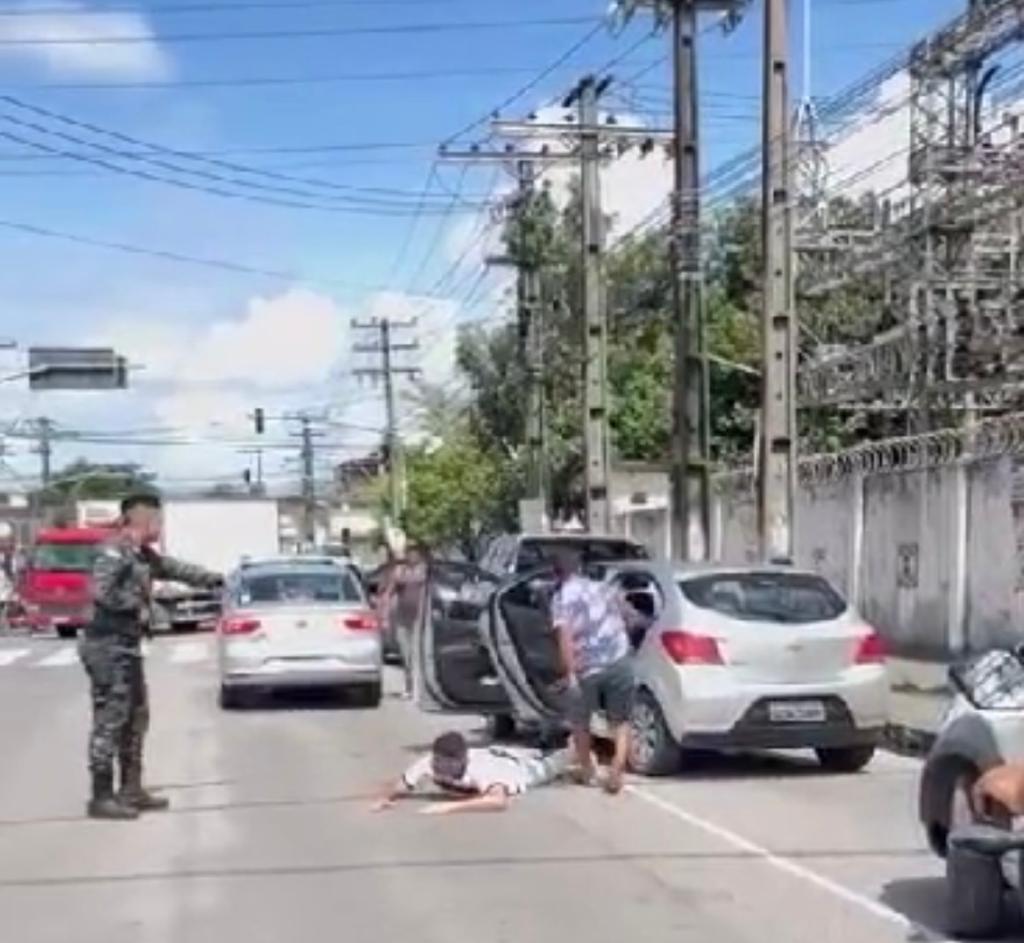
[827, 72, 910, 203]
[98, 287, 349, 390]
[0, 1, 172, 79]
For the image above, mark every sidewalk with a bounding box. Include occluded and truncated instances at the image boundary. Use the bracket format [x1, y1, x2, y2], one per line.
[884, 657, 951, 756]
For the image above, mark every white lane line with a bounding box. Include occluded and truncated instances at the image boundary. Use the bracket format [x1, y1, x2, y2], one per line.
[0, 648, 30, 667]
[169, 641, 209, 665]
[627, 785, 952, 942]
[35, 646, 78, 668]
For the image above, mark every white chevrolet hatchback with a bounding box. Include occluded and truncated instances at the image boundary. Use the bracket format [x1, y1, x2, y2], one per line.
[415, 560, 888, 774]
[218, 560, 381, 709]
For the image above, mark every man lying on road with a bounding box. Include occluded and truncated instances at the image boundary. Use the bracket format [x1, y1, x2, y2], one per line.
[373, 731, 570, 815]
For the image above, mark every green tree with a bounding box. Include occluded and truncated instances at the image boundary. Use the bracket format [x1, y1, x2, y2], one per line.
[401, 434, 512, 555]
[43, 460, 155, 505]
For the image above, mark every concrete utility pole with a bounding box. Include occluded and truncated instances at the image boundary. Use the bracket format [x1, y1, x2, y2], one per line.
[567, 74, 613, 535]
[37, 417, 53, 487]
[441, 86, 672, 533]
[669, 1, 711, 563]
[353, 318, 420, 527]
[299, 415, 316, 544]
[760, 0, 797, 561]
[516, 159, 548, 521]
[619, 0, 744, 559]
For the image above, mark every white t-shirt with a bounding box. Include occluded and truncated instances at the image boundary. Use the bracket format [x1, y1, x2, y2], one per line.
[401, 747, 534, 796]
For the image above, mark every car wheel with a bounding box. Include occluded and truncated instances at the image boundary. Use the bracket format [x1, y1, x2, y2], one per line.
[490, 714, 517, 741]
[56, 626, 77, 640]
[629, 690, 679, 777]
[816, 745, 876, 773]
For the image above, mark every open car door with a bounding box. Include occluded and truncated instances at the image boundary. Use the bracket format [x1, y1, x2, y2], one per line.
[415, 560, 514, 715]
[485, 569, 568, 724]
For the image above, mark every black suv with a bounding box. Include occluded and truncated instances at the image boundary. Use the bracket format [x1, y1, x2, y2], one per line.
[477, 533, 650, 578]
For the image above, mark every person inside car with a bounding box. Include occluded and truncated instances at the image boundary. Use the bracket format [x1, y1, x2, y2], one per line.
[372, 731, 569, 816]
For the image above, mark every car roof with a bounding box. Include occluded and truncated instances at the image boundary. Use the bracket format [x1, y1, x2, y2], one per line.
[239, 555, 347, 569]
[604, 559, 829, 582]
[517, 533, 642, 545]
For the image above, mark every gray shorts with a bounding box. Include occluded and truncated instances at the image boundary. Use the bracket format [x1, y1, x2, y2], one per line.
[566, 657, 635, 727]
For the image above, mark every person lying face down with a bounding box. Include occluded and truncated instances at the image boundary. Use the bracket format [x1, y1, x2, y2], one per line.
[372, 731, 570, 816]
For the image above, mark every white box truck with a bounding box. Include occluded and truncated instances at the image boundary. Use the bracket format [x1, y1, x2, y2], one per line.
[153, 499, 279, 631]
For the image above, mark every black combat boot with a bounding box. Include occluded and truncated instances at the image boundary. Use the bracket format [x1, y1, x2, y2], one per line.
[88, 770, 139, 820]
[119, 763, 170, 812]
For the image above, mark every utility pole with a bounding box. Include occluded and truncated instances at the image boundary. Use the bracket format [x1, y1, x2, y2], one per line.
[618, 0, 744, 559]
[441, 86, 672, 533]
[760, 0, 797, 561]
[566, 75, 613, 535]
[353, 318, 420, 529]
[37, 417, 53, 487]
[299, 414, 316, 545]
[669, 1, 710, 562]
[517, 159, 548, 520]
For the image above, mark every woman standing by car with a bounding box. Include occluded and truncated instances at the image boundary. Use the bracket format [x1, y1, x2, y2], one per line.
[379, 542, 428, 699]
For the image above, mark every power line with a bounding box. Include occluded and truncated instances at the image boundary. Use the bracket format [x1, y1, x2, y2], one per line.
[442, 20, 606, 146]
[0, 216, 457, 295]
[0, 117, 487, 217]
[7, 64, 586, 93]
[0, 0, 576, 14]
[0, 95, 486, 204]
[0, 14, 601, 47]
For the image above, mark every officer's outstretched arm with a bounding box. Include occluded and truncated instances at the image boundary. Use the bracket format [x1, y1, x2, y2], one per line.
[144, 549, 222, 589]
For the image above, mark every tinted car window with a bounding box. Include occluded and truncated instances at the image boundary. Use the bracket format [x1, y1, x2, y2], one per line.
[240, 570, 362, 605]
[679, 572, 845, 624]
[521, 539, 648, 566]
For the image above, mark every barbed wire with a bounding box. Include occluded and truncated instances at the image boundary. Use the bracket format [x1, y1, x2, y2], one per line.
[714, 411, 1024, 495]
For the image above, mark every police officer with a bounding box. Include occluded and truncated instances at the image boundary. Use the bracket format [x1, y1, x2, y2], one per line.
[79, 493, 222, 820]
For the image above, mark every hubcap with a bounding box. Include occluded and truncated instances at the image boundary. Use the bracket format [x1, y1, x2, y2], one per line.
[630, 700, 658, 767]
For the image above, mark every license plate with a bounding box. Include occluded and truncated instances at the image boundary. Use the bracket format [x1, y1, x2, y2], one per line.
[768, 700, 826, 723]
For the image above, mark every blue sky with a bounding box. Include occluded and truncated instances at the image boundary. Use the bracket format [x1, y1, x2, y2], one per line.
[0, 0, 970, 489]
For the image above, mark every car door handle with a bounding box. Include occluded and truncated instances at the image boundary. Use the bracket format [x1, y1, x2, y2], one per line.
[439, 642, 478, 656]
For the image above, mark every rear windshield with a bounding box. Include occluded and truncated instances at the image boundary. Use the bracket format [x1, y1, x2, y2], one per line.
[240, 570, 362, 605]
[679, 572, 846, 624]
[31, 543, 99, 573]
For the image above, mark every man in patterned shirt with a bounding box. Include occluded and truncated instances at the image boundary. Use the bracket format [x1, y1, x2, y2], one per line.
[79, 493, 222, 820]
[551, 548, 636, 795]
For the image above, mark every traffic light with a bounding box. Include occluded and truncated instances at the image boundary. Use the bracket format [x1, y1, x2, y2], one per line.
[254, 408, 265, 435]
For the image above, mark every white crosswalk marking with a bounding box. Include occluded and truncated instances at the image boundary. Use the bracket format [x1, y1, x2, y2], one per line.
[0, 648, 29, 667]
[169, 641, 209, 664]
[36, 646, 78, 668]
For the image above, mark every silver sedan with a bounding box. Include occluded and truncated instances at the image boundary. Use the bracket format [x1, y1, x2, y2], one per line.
[217, 561, 382, 709]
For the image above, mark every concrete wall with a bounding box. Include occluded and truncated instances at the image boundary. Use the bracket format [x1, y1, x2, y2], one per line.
[712, 455, 1024, 658]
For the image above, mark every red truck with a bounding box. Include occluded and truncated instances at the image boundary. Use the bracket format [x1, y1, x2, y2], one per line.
[10, 525, 111, 638]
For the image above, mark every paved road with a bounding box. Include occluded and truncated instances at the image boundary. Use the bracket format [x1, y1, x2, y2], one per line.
[0, 636, 953, 943]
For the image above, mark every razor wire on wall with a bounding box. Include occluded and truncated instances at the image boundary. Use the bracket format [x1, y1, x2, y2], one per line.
[714, 411, 1024, 496]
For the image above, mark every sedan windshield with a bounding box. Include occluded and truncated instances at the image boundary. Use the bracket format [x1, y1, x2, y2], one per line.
[240, 570, 361, 606]
[679, 572, 846, 624]
[30, 543, 99, 573]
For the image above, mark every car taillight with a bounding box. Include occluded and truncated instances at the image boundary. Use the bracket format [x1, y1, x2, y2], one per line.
[854, 630, 886, 664]
[661, 630, 724, 666]
[340, 612, 378, 631]
[220, 616, 261, 636]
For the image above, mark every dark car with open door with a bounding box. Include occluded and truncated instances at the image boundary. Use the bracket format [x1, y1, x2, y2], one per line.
[415, 535, 649, 739]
